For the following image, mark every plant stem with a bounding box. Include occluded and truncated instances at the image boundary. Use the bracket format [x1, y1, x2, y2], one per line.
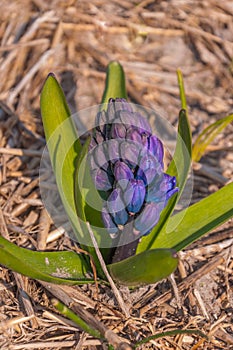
[111, 221, 140, 263]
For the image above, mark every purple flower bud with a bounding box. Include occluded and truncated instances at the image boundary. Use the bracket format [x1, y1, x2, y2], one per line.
[107, 99, 133, 125]
[120, 141, 141, 167]
[146, 174, 166, 203]
[124, 179, 146, 213]
[137, 154, 161, 185]
[134, 112, 152, 135]
[117, 111, 135, 130]
[93, 168, 113, 191]
[163, 174, 179, 201]
[102, 206, 118, 234]
[118, 110, 152, 135]
[94, 129, 105, 145]
[163, 173, 176, 190]
[113, 161, 133, 190]
[114, 161, 133, 180]
[126, 127, 142, 143]
[107, 188, 128, 226]
[148, 135, 164, 167]
[107, 139, 120, 163]
[111, 123, 127, 139]
[133, 202, 162, 236]
[93, 144, 108, 169]
[114, 98, 134, 112]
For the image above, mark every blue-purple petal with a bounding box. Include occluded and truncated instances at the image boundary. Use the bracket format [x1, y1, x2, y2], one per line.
[120, 141, 140, 167]
[146, 189, 166, 204]
[114, 161, 133, 181]
[148, 135, 164, 167]
[126, 127, 142, 143]
[94, 168, 113, 191]
[166, 187, 179, 201]
[102, 207, 118, 234]
[164, 173, 177, 190]
[107, 139, 120, 163]
[124, 179, 146, 213]
[94, 129, 105, 144]
[138, 154, 161, 185]
[133, 202, 161, 236]
[111, 123, 127, 139]
[134, 112, 152, 135]
[114, 98, 133, 113]
[107, 188, 128, 226]
[163, 174, 179, 200]
[93, 144, 108, 168]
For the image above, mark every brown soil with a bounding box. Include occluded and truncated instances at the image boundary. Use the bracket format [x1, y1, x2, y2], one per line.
[0, 0, 233, 349]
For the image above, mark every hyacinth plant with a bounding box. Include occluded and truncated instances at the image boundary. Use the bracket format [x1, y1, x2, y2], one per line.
[0, 61, 233, 345]
[0, 61, 233, 285]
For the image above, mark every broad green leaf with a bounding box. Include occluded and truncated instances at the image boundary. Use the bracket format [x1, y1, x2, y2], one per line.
[74, 136, 110, 245]
[74, 137, 111, 274]
[150, 181, 233, 251]
[40, 74, 84, 243]
[108, 249, 178, 286]
[101, 61, 127, 108]
[74, 137, 90, 224]
[137, 109, 192, 253]
[0, 235, 93, 284]
[192, 113, 233, 162]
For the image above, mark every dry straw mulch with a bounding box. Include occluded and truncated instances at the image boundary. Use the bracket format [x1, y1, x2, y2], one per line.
[0, 0, 233, 349]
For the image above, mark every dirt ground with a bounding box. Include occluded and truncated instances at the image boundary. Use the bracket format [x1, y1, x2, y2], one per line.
[0, 0, 233, 349]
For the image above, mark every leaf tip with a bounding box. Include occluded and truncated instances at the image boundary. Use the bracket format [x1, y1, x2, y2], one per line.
[171, 249, 178, 259]
[47, 72, 56, 78]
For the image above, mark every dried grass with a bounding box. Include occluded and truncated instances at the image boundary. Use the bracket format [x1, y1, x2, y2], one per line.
[0, 0, 233, 349]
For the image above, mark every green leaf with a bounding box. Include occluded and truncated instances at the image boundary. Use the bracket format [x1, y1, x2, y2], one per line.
[40, 74, 84, 243]
[134, 329, 208, 348]
[108, 249, 178, 287]
[52, 299, 102, 338]
[74, 137, 91, 224]
[74, 137, 111, 274]
[0, 235, 93, 284]
[149, 182, 233, 251]
[192, 113, 233, 162]
[167, 109, 192, 180]
[74, 136, 110, 245]
[137, 109, 192, 253]
[101, 61, 127, 108]
[177, 69, 188, 112]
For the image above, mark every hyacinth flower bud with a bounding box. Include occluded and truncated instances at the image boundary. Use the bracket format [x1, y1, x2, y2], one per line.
[107, 188, 128, 226]
[89, 98, 178, 238]
[114, 161, 133, 190]
[147, 135, 164, 167]
[134, 202, 162, 236]
[124, 179, 146, 214]
[111, 123, 127, 139]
